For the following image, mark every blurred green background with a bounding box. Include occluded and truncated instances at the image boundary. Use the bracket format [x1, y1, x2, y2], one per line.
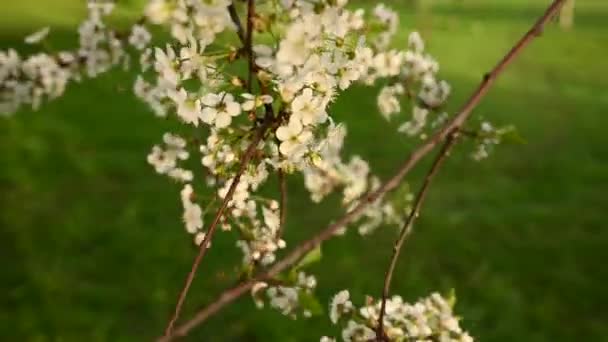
[1, 0, 607, 341]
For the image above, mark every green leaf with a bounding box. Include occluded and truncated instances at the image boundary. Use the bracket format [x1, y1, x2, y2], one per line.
[446, 288, 457, 308]
[295, 245, 322, 270]
[298, 290, 324, 316]
[498, 125, 527, 145]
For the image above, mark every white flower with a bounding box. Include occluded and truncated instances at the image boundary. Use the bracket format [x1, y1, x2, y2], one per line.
[154, 45, 179, 87]
[267, 286, 300, 317]
[276, 117, 313, 157]
[145, 0, 172, 24]
[262, 206, 280, 232]
[420, 78, 451, 108]
[128, 25, 151, 50]
[179, 35, 214, 82]
[251, 281, 269, 308]
[342, 320, 376, 342]
[277, 21, 315, 67]
[25, 27, 50, 44]
[184, 204, 204, 234]
[253, 44, 274, 69]
[377, 84, 404, 119]
[330, 290, 353, 324]
[373, 51, 405, 77]
[180, 184, 203, 234]
[398, 106, 429, 136]
[291, 88, 327, 126]
[168, 88, 202, 126]
[0, 49, 21, 82]
[147, 133, 191, 181]
[320, 337, 336, 342]
[241, 93, 273, 111]
[201, 92, 242, 128]
[408, 31, 425, 53]
[194, 232, 209, 246]
[297, 272, 317, 290]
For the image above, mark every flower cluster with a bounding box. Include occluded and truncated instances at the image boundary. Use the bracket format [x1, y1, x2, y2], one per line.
[0, 0, 146, 115]
[1, 1, 493, 338]
[324, 290, 473, 342]
[251, 271, 318, 319]
[470, 121, 517, 161]
[145, 0, 234, 45]
[369, 30, 451, 139]
[147, 132, 193, 182]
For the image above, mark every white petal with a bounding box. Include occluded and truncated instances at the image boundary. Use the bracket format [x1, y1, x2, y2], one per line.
[242, 101, 255, 111]
[288, 116, 303, 135]
[215, 112, 231, 128]
[298, 130, 313, 144]
[201, 93, 220, 106]
[200, 107, 216, 124]
[226, 101, 241, 117]
[279, 140, 296, 156]
[276, 125, 291, 141]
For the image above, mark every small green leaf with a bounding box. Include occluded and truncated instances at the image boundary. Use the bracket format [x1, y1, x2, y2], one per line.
[498, 125, 527, 145]
[298, 290, 324, 316]
[295, 245, 322, 270]
[237, 263, 254, 282]
[446, 288, 457, 308]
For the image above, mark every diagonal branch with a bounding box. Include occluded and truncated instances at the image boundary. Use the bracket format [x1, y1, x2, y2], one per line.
[228, 2, 246, 44]
[376, 0, 566, 338]
[375, 131, 458, 340]
[246, 0, 255, 92]
[162, 0, 263, 337]
[160, 0, 567, 340]
[162, 116, 271, 338]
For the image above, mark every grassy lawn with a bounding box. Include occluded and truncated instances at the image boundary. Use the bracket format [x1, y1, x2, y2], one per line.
[1, 1, 607, 341]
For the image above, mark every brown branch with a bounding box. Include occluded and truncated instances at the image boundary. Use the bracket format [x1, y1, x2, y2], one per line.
[160, 0, 566, 339]
[162, 0, 263, 336]
[227, 2, 246, 44]
[162, 117, 271, 338]
[278, 169, 287, 237]
[376, 0, 566, 337]
[246, 0, 255, 93]
[375, 131, 457, 340]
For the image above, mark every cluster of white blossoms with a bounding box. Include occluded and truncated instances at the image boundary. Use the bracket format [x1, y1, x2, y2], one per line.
[369, 29, 451, 139]
[470, 121, 503, 161]
[251, 271, 318, 318]
[145, 0, 234, 45]
[147, 132, 193, 182]
[0, 0, 144, 115]
[323, 290, 474, 342]
[1, 0, 491, 338]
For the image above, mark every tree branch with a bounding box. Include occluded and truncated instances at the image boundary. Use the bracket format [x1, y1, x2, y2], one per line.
[246, 0, 255, 93]
[160, 0, 566, 339]
[162, 116, 271, 338]
[227, 2, 246, 45]
[162, 0, 263, 337]
[376, 131, 457, 340]
[376, 0, 566, 336]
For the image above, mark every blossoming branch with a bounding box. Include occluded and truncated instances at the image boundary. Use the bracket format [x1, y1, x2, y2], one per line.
[0, 0, 568, 341]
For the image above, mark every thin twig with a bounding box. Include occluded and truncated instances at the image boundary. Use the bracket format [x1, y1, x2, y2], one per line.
[376, 0, 566, 337]
[162, 0, 263, 336]
[162, 116, 271, 338]
[227, 2, 246, 44]
[278, 169, 287, 237]
[161, 0, 566, 339]
[246, 0, 255, 92]
[375, 131, 457, 340]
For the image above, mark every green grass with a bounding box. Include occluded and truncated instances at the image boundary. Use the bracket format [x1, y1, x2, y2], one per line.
[1, 1, 608, 341]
